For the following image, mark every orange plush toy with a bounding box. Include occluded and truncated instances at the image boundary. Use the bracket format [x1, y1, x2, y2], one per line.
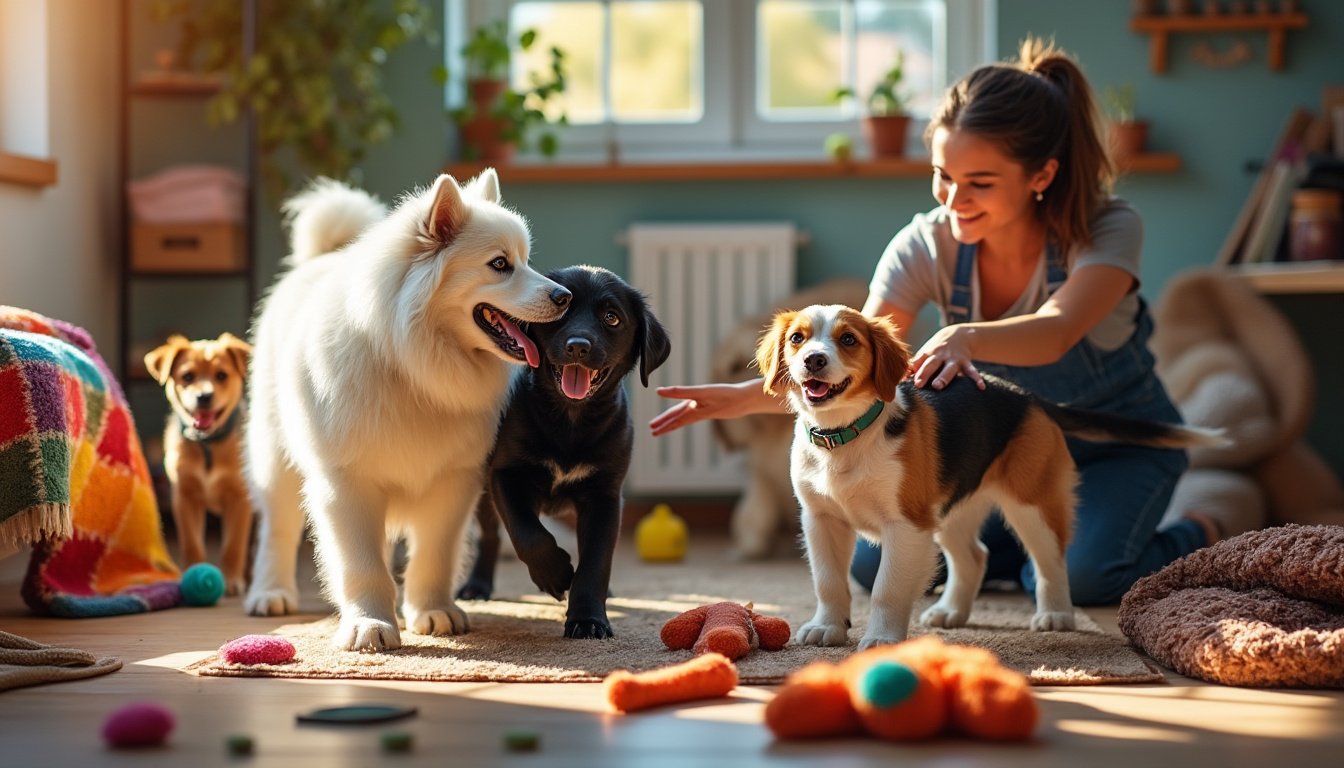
[765, 636, 1038, 742]
[661, 602, 791, 661]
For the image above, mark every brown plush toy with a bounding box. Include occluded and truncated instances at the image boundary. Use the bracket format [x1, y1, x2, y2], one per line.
[765, 636, 1038, 742]
[660, 601, 791, 660]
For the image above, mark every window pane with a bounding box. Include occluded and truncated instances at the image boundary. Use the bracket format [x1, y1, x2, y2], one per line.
[511, 2, 605, 124]
[854, 0, 939, 117]
[611, 1, 701, 123]
[758, 1, 846, 119]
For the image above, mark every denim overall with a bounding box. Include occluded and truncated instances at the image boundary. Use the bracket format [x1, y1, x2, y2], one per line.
[851, 242, 1204, 605]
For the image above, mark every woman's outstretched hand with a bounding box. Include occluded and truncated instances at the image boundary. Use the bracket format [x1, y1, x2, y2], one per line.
[909, 325, 985, 391]
[649, 380, 770, 437]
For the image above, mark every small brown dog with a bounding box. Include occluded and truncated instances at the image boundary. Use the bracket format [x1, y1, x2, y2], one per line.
[144, 332, 253, 595]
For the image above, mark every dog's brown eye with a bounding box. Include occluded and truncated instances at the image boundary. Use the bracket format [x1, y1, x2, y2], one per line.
[604, 311, 620, 327]
[789, 332, 804, 345]
[488, 256, 510, 272]
[839, 333, 857, 346]
[215, 371, 228, 382]
[181, 371, 195, 383]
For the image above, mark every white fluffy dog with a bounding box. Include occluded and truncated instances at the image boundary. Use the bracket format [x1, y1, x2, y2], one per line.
[243, 170, 571, 652]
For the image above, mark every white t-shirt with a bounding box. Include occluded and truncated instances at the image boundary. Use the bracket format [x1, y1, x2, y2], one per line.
[868, 199, 1143, 351]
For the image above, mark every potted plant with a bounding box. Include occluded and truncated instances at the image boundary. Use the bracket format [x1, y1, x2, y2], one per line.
[836, 51, 912, 160]
[152, 0, 437, 199]
[1103, 83, 1149, 162]
[446, 21, 569, 163]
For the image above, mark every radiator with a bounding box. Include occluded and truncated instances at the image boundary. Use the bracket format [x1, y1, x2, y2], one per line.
[625, 222, 798, 495]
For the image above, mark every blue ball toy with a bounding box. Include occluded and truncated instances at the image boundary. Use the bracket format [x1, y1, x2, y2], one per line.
[180, 563, 226, 607]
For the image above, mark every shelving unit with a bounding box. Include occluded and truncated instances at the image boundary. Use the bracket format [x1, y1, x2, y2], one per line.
[1129, 12, 1309, 73]
[117, 0, 257, 390]
[1227, 261, 1344, 294]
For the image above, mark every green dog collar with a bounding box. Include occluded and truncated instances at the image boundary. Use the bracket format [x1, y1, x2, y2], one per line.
[808, 399, 885, 451]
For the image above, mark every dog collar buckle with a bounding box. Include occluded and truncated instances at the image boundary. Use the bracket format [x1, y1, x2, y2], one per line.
[807, 399, 885, 452]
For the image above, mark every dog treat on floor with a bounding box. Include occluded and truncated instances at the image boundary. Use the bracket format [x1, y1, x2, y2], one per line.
[219, 635, 296, 665]
[102, 702, 175, 748]
[502, 730, 541, 752]
[605, 653, 739, 713]
[295, 705, 418, 725]
[660, 601, 790, 660]
[225, 734, 255, 756]
[381, 731, 414, 752]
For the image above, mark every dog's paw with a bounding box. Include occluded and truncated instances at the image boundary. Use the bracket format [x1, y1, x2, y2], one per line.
[856, 633, 904, 651]
[523, 547, 574, 601]
[794, 619, 849, 647]
[243, 586, 298, 616]
[920, 602, 970, 628]
[456, 578, 494, 601]
[1030, 610, 1076, 632]
[334, 616, 401, 652]
[564, 616, 614, 640]
[224, 577, 247, 598]
[405, 604, 470, 636]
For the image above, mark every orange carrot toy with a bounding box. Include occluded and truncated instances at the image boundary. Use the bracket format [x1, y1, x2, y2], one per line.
[605, 653, 739, 713]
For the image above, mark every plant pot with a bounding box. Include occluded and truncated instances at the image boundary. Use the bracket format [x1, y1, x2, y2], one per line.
[1110, 120, 1149, 161]
[468, 78, 507, 109]
[863, 114, 911, 159]
[459, 116, 516, 164]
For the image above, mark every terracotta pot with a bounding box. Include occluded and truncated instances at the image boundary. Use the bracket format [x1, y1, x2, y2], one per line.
[863, 114, 911, 159]
[1110, 120, 1149, 161]
[459, 116, 516, 164]
[468, 78, 507, 109]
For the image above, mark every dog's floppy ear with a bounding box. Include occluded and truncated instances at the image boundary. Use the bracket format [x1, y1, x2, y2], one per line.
[144, 334, 191, 385]
[755, 311, 795, 396]
[464, 167, 501, 203]
[427, 174, 470, 244]
[217, 332, 253, 379]
[637, 299, 671, 388]
[867, 314, 910, 402]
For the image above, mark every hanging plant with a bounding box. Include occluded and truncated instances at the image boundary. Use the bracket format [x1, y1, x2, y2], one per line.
[152, 0, 437, 198]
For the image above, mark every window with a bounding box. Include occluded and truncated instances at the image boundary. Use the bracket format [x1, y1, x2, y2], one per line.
[0, 0, 57, 187]
[448, 0, 995, 161]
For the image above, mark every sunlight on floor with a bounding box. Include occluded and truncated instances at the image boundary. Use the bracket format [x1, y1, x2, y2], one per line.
[1041, 685, 1341, 740]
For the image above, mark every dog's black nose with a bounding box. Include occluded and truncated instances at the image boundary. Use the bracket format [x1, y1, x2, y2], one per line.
[196, 391, 214, 407]
[804, 352, 828, 374]
[565, 337, 591, 360]
[551, 287, 572, 308]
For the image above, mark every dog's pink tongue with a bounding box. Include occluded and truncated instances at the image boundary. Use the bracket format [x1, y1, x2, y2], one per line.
[192, 411, 216, 431]
[804, 380, 831, 398]
[561, 365, 592, 400]
[497, 315, 540, 367]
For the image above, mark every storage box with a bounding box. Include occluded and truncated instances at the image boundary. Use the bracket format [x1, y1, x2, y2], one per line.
[131, 221, 244, 272]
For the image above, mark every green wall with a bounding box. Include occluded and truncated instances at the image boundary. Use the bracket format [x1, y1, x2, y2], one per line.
[135, 0, 1344, 473]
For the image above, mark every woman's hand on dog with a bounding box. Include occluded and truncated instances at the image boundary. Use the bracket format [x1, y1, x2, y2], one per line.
[909, 326, 986, 391]
[650, 380, 783, 436]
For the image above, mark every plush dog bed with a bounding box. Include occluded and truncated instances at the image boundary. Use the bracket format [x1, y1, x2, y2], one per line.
[1118, 524, 1344, 688]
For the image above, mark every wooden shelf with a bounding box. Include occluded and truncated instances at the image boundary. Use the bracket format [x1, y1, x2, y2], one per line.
[0, 151, 58, 188]
[444, 153, 1181, 185]
[1129, 13, 1309, 73]
[1227, 261, 1344, 294]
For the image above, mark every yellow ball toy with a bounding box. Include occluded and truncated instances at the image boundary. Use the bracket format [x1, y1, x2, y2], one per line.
[635, 504, 688, 562]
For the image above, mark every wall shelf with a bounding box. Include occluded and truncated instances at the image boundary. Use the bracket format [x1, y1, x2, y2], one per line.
[443, 153, 1181, 185]
[1129, 13, 1309, 73]
[1227, 261, 1344, 294]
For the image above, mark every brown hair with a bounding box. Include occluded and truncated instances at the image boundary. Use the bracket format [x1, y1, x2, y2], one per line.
[925, 38, 1114, 258]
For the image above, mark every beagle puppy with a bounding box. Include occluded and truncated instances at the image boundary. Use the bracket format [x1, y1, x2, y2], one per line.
[756, 304, 1223, 650]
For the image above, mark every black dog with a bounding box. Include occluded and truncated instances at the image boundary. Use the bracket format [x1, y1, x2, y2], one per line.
[458, 265, 671, 639]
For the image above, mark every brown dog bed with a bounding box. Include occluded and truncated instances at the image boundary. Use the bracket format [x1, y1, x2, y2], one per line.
[1119, 524, 1344, 688]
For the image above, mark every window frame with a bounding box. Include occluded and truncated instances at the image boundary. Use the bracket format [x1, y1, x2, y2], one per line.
[448, 0, 996, 162]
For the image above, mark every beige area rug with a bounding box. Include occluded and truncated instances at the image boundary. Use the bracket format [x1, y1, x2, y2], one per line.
[187, 544, 1161, 686]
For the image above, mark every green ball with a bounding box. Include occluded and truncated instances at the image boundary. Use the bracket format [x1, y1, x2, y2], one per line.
[859, 661, 919, 709]
[180, 563, 226, 606]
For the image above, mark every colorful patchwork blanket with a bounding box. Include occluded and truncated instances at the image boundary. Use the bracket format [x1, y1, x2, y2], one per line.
[0, 306, 180, 616]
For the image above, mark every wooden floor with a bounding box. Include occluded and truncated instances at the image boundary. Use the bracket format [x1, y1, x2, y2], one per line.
[2, 535, 1341, 768]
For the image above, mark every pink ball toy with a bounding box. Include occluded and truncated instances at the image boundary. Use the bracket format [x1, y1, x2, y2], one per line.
[219, 634, 296, 665]
[102, 702, 174, 748]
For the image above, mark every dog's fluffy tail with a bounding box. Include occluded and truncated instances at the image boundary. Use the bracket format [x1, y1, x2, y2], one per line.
[281, 177, 387, 263]
[1039, 401, 1230, 450]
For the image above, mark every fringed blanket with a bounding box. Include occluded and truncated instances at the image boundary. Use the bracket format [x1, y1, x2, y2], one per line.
[1119, 524, 1344, 688]
[0, 306, 180, 616]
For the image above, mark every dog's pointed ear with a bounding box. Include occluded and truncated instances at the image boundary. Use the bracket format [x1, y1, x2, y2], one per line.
[144, 334, 190, 385]
[218, 332, 253, 379]
[464, 167, 501, 203]
[637, 300, 671, 388]
[427, 174, 470, 244]
[867, 314, 910, 402]
[755, 312, 795, 397]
